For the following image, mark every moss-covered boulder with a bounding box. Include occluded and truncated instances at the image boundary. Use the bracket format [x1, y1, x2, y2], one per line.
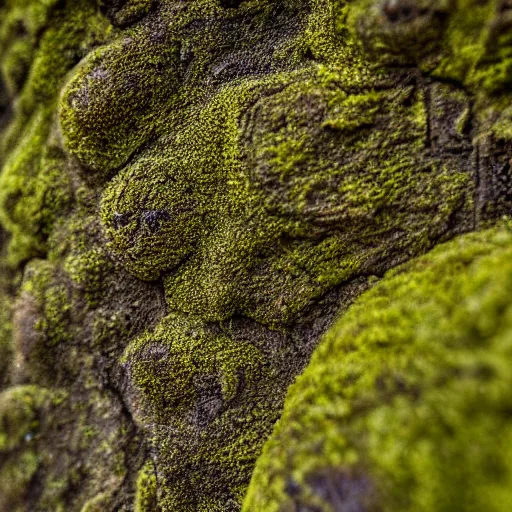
[245, 224, 512, 511]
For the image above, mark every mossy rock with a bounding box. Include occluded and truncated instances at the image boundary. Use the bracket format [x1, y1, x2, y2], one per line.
[0, 385, 63, 510]
[0, 230, 13, 389]
[0, 0, 512, 510]
[244, 224, 512, 512]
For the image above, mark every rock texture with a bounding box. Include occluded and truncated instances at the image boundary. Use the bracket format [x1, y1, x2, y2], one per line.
[0, 0, 511, 510]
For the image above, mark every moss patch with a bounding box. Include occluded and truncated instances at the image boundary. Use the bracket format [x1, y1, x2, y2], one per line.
[134, 460, 158, 512]
[0, 0, 111, 266]
[244, 223, 512, 511]
[0, 385, 63, 510]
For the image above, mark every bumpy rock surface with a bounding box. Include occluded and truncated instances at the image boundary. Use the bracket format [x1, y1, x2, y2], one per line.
[0, 0, 511, 510]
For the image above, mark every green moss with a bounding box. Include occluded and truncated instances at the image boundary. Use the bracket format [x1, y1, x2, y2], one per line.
[120, 311, 279, 509]
[0, 381, 133, 511]
[345, 0, 449, 68]
[64, 245, 112, 307]
[134, 460, 158, 512]
[0, 450, 39, 511]
[162, 64, 473, 327]
[80, 492, 115, 512]
[122, 312, 264, 423]
[0, 0, 111, 266]
[0, 0, 60, 96]
[99, 134, 209, 281]
[346, 0, 512, 138]
[244, 223, 512, 512]
[344, 0, 498, 84]
[426, 0, 512, 96]
[100, 0, 153, 27]
[20, 259, 71, 349]
[0, 109, 52, 264]
[1, 0, 511, 509]
[101, 54, 475, 328]
[0, 252, 13, 389]
[0, 385, 56, 451]
[0, 385, 66, 509]
[0, 111, 74, 266]
[59, 18, 182, 175]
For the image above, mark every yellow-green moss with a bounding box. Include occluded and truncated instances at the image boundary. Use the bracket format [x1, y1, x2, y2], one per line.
[1, 0, 512, 509]
[120, 311, 288, 510]
[0, 0, 111, 266]
[122, 312, 264, 423]
[0, 249, 13, 389]
[100, 0, 153, 27]
[244, 223, 512, 511]
[59, 22, 181, 175]
[64, 244, 112, 307]
[80, 492, 115, 512]
[168, 66, 474, 328]
[0, 0, 60, 96]
[0, 450, 39, 511]
[101, 56, 476, 330]
[0, 384, 56, 451]
[346, 0, 512, 138]
[20, 259, 71, 348]
[0, 385, 64, 510]
[134, 460, 158, 512]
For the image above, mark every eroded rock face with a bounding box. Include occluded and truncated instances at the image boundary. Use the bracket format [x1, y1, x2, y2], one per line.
[0, 0, 510, 510]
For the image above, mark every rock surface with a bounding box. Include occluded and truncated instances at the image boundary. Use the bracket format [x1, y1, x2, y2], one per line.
[0, 0, 511, 510]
